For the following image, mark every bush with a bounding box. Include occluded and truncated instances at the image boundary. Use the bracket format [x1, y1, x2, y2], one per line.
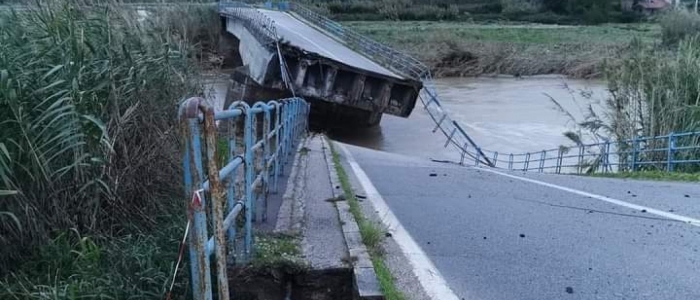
[500, 0, 542, 16]
[510, 11, 576, 24]
[660, 9, 700, 46]
[397, 5, 460, 21]
[0, 222, 189, 298]
[0, 0, 215, 272]
[378, 0, 411, 20]
[606, 37, 700, 153]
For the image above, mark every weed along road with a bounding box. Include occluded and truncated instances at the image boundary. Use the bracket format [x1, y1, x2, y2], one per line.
[334, 143, 700, 300]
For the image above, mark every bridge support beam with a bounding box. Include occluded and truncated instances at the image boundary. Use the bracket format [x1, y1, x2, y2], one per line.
[294, 61, 308, 88]
[323, 67, 338, 97]
[350, 74, 366, 104]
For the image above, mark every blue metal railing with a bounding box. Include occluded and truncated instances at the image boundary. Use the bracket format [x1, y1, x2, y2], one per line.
[179, 97, 308, 300]
[464, 131, 700, 174]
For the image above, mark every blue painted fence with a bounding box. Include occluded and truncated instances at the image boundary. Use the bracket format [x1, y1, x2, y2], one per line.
[463, 131, 700, 174]
[179, 97, 308, 300]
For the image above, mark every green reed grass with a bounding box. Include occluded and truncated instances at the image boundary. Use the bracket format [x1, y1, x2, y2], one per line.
[1, 0, 220, 297]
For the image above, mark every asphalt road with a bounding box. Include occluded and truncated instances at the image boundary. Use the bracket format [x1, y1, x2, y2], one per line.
[339, 143, 700, 300]
[257, 9, 403, 79]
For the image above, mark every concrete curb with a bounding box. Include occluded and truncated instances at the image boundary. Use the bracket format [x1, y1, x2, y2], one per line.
[321, 136, 384, 300]
[274, 136, 309, 235]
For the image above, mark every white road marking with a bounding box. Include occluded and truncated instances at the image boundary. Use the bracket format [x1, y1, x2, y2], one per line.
[338, 143, 461, 300]
[476, 167, 700, 227]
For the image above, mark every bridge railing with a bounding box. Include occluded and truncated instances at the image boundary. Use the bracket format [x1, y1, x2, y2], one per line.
[457, 131, 700, 174]
[179, 97, 308, 300]
[219, 1, 279, 45]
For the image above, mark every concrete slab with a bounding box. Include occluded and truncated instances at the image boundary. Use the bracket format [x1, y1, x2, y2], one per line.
[257, 9, 403, 80]
[299, 135, 347, 270]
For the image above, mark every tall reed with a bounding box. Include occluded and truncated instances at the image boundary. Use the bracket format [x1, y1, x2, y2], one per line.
[0, 0, 218, 271]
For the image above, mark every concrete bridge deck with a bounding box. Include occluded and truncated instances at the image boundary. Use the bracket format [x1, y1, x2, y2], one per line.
[219, 3, 422, 126]
[258, 9, 403, 80]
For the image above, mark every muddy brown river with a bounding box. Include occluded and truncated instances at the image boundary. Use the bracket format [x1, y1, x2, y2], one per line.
[331, 76, 608, 161]
[208, 75, 608, 161]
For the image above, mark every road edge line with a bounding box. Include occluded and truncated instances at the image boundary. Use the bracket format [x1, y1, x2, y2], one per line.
[337, 143, 461, 300]
[476, 167, 700, 227]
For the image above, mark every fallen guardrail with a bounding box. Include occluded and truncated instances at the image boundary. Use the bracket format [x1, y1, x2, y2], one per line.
[473, 131, 700, 174]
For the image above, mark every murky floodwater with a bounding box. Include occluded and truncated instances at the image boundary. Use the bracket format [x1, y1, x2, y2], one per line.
[208, 75, 609, 161]
[331, 76, 608, 161]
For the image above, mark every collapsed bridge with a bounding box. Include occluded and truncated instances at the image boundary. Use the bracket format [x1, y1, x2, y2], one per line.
[218, 1, 424, 127]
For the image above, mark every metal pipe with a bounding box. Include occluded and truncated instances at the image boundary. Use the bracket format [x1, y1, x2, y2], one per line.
[206, 202, 244, 257]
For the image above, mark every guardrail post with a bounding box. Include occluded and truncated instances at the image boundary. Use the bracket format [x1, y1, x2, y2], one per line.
[556, 148, 563, 174]
[460, 143, 468, 165]
[524, 153, 531, 171]
[509, 154, 514, 170]
[631, 137, 639, 172]
[202, 103, 230, 300]
[263, 104, 272, 222]
[602, 141, 610, 173]
[577, 146, 584, 174]
[272, 102, 282, 193]
[475, 148, 481, 166]
[539, 150, 546, 173]
[433, 114, 447, 133]
[668, 132, 676, 172]
[226, 110, 240, 262]
[244, 103, 255, 260]
[180, 99, 213, 300]
[493, 152, 499, 167]
[444, 128, 457, 148]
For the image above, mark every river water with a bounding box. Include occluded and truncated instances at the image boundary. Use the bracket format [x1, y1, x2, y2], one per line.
[207, 75, 609, 162]
[331, 76, 608, 161]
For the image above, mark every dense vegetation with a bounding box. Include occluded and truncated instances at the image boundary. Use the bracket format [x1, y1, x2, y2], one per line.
[345, 21, 658, 78]
[0, 1, 220, 297]
[608, 11, 700, 141]
[303, 0, 642, 24]
[559, 9, 700, 172]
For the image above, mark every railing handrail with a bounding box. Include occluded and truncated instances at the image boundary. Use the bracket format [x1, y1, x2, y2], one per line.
[179, 96, 309, 300]
[462, 131, 700, 174]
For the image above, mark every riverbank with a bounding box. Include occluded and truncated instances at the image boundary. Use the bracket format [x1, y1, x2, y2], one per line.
[344, 21, 659, 79]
